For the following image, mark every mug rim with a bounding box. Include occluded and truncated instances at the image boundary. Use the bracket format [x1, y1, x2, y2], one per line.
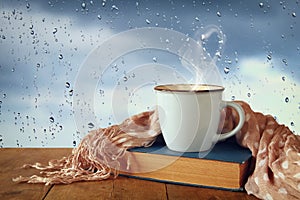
[154, 84, 224, 93]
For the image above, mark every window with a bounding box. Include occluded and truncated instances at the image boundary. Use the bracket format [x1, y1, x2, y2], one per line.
[0, 0, 299, 147]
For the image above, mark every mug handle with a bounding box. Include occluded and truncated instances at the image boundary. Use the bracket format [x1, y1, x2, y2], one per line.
[218, 101, 245, 141]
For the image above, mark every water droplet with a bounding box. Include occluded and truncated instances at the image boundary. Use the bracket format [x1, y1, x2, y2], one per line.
[81, 2, 86, 9]
[267, 54, 272, 60]
[97, 14, 102, 20]
[216, 11, 221, 17]
[292, 12, 296, 17]
[69, 89, 73, 96]
[52, 27, 57, 34]
[282, 58, 288, 66]
[145, 19, 151, 24]
[231, 95, 236, 101]
[102, 0, 106, 7]
[36, 63, 40, 68]
[73, 140, 76, 146]
[259, 2, 264, 8]
[285, 97, 289, 103]
[65, 82, 70, 88]
[49, 116, 55, 123]
[58, 54, 63, 59]
[282, 76, 286, 81]
[152, 57, 157, 62]
[88, 122, 94, 129]
[111, 5, 119, 11]
[195, 17, 200, 21]
[99, 89, 105, 96]
[247, 92, 251, 97]
[26, 3, 30, 9]
[223, 67, 230, 74]
[290, 122, 294, 126]
[215, 51, 222, 59]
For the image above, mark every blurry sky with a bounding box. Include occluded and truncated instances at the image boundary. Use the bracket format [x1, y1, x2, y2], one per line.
[0, 0, 299, 147]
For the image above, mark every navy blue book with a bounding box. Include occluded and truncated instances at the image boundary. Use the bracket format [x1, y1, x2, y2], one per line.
[122, 135, 252, 191]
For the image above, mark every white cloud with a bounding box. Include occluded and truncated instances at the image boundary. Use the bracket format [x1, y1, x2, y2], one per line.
[224, 56, 300, 134]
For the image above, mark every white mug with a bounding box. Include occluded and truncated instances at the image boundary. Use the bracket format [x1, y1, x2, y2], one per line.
[154, 84, 245, 152]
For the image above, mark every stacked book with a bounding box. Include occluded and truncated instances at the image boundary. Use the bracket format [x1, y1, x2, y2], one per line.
[121, 135, 252, 191]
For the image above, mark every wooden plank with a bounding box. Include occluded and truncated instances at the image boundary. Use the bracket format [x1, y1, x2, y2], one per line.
[0, 148, 258, 200]
[45, 180, 114, 200]
[166, 183, 259, 200]
[0, 148, 71, 200]
[112, 176, 167, 200]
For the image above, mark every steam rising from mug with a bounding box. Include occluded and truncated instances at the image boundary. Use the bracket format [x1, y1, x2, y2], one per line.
[180, 25, 225, 89]
[74, 27, 225, 135]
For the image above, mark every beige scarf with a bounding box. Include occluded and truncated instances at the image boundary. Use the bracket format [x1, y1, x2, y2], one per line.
[13, 101, 300, 200]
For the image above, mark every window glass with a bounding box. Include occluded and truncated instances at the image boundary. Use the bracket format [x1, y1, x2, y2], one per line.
[0, 0, 299, 147]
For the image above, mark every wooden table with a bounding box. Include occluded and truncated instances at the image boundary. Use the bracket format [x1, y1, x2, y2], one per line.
[0, 148, 258, 200]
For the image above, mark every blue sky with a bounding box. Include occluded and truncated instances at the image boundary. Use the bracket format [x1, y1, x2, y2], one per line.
[0, 0, 299, 147]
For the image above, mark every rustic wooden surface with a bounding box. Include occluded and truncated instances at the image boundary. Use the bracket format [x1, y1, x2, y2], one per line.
[0, 148, 259, 200]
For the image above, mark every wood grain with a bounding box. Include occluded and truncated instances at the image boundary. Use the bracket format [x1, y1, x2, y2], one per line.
[0, 148, 258, 200]
[0, 148, 71, 200]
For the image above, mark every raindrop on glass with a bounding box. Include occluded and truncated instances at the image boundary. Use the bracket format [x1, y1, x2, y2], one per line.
[102, 0, 106, 7]
[58, 54, 63, 59]
[282, 76, 286, 81]
[216, 11, 221, 17]
[52, 27, 58, 34]
[259, 2, 264, 8]
[49, 116, 55, 123]
[97, 14, 102, 20]
[111, 5, 119, 11]
[215, 51, 222, 59]
[26, 3, 30, 9]
[81, 2, 86, 9]
[69, 89, 73, 96]
[65, 82, 70, 88]
[36, 63, 40, 68]
[285, 97, 289, 103]
[223, 67, 230, 74]
[88, 122, 94, 129]
[282, 58, 287, 66]
[267, 54, 272, 60]
[290, 122, 294, 126]
[152, 57, 157, 62]
[292, 12, 296, 18]
[231, 95, 236, 101]
[247, 92, 251, 97]
[145, 19, 151, 24]
[73, 140, 76, 146]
